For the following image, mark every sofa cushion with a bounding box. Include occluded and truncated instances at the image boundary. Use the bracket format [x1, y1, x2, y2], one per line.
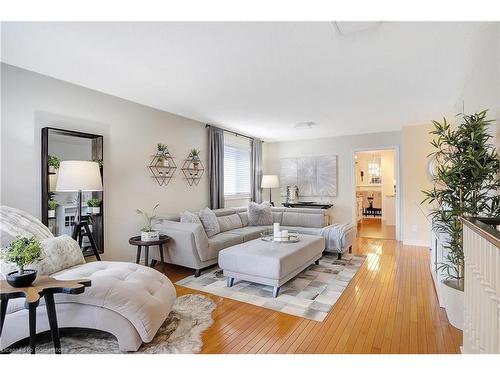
[1, 235, 85, 276]
[208, 232, 243, 254]
[179, 211, 202, 225]
[217, 213, 243, 232]
[248, 202, 273, 226]
[238, 212, 249, 226]
[198, 207, 220, 237]
[281, 211, 325, 228]
[226, 226, 269, 242]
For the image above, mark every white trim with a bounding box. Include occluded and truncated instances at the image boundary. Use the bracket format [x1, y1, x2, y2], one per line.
[403, 239, 431, 247]
[351, 145, 401, 241]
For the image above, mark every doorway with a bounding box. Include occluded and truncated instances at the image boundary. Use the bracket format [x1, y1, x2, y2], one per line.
[353, 148, 398, 240]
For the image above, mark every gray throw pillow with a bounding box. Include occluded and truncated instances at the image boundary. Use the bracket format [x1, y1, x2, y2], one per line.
[217, 214, 243, 232]
[198, 207, 221, 237]
[247, 202, 273, 226]
[180, 211, 202, 225]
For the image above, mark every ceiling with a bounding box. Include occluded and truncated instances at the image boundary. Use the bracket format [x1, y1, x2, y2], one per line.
[1, 22, 496, 141]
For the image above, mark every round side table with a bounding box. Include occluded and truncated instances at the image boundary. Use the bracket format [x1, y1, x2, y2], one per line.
[128, 235, 170, 268]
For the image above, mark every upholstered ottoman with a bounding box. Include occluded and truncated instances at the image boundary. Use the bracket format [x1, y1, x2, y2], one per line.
[218, 234, 325, 297]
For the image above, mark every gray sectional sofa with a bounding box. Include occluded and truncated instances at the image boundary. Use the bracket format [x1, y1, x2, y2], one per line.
[154, 206, 356, 276]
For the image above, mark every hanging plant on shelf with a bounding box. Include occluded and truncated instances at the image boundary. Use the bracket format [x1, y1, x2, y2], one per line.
[189, 148, 201, 170]
[421, 109, 500, 291]
[148, 144, 176, 186]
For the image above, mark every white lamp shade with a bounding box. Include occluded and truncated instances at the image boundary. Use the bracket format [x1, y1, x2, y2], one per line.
[56, 161, 103, 192]
[261, 175, 280, 188]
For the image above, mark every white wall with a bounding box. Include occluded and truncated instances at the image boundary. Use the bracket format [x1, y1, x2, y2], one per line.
[262, 131, 401, 227]
[1, 64, 209, 262]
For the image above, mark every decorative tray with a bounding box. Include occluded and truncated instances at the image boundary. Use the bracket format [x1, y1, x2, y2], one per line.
[260, 230, 300, 243]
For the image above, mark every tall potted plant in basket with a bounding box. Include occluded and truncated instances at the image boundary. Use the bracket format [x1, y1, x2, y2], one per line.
[422, 110, 500, 329]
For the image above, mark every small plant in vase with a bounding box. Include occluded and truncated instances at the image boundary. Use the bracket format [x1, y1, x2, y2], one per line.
[48, 198, 58, 218]
[136, 204, 160, 241]
[48, 155, 60, 174]
[1, 236, 42, 287]
[156, 143, 170, 169]
[189, 149, 201, 176]
[87, 198, 102, 214]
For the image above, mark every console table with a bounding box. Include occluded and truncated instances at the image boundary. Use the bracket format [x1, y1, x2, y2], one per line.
[282, 202, 333, 209]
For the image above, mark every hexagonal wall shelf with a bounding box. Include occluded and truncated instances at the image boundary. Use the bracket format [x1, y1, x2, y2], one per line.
[148, 151, 177, 186]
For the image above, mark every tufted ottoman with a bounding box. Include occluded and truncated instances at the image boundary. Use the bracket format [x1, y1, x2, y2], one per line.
[0, 261, 176, 352]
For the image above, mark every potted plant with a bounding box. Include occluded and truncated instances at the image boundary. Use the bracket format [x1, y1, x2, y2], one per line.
[189, 149, 200, 176]
[48, 155, 60, 174]
[422, 110, 500, 329]
[87, 198, 101, 214]
[48, 198, 58, 218]
[136, 204, 160, 241]
[1, 236, 42, 287]
[156, 143, 170, 168]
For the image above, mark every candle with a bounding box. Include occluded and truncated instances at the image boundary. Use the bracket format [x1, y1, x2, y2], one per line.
[281, 230, 288, 239]
[273, 223, 280, 238]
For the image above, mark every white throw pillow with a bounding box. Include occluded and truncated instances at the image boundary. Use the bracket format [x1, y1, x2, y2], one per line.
[198, 207, 221, 237]
[180, 211, 202, 225]
[0, 235, 85, 276]
[247, 202, 273, 226]
[217, 214, 243, 232]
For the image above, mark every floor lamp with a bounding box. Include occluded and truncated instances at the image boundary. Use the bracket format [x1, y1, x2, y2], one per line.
[56, 161, 103, 260]
[261, 175, 280, 206]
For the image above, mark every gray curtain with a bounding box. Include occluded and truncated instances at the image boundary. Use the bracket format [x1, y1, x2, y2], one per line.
[251, 137, 263, 203]
[208, 126, 225, 209]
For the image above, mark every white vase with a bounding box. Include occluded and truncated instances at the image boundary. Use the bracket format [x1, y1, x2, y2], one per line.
[48, 210, 55, 218]
[441, 280, 464, 330]
[141, 231, 159, 242]
[91, 207, 100, 214]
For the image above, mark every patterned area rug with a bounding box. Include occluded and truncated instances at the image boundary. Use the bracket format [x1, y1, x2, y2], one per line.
[8, 294, 216, 354]
[176, 253, 366, 321]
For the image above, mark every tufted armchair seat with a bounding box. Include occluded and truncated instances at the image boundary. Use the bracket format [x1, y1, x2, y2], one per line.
[0, 206, 177, 352]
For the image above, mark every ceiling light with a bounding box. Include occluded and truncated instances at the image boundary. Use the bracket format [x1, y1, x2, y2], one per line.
[294, 121, 317, 129]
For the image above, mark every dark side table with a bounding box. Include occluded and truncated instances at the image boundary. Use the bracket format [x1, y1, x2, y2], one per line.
[129, 235, 170, 268]
[0, 276, 91, 354]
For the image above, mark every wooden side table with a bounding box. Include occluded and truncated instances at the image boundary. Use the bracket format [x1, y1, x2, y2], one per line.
[0, 275, 91, 354]
[129, 235, 170, 268]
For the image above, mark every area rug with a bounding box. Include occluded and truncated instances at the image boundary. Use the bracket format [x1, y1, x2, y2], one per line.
[176, 253, 366, 321]
[9, 294, 216, 354]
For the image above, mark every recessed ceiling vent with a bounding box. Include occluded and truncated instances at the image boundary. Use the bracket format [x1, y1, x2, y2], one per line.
[294, 121, 318, 129]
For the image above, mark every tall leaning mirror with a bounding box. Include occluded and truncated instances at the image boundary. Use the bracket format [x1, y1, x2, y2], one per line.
[41, 127, 104, 258]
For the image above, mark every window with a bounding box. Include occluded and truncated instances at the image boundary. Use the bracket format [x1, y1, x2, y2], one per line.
[224, 133, 251, 197]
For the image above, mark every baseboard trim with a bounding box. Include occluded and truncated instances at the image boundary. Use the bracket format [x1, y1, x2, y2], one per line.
[403, 239, 430, 248]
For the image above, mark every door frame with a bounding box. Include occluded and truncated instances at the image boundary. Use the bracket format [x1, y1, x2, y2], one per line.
[351, 145, 401, 241]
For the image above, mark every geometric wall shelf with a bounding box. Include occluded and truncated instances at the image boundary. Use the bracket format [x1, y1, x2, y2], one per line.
[148, 151, 177, 186]
[181, 155, 204, 186]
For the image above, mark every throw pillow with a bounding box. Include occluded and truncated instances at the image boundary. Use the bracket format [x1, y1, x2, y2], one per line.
[247, 202, 273, 226]
[180, 211, 202, 225]
[0, 235, 85, 276]
[198, 207, 221, 237]
[217, 214, 243, 232]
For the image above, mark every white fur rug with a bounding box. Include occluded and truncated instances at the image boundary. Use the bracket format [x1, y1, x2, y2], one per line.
[9, 294, 216, 354]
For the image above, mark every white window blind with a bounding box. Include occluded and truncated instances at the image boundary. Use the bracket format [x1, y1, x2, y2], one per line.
[224, 132, 251, 197]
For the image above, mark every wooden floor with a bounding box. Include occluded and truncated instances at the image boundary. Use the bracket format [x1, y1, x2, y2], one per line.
[160, 237, 462, 354]
[357, 218, 396, 240]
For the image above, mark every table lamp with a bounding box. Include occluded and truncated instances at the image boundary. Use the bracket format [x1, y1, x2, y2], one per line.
[261, 175, 280, 206]
[56, 160, 103, 260]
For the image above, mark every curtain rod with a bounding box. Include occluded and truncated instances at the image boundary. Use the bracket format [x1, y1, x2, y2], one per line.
[205, 124, 263, 142]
